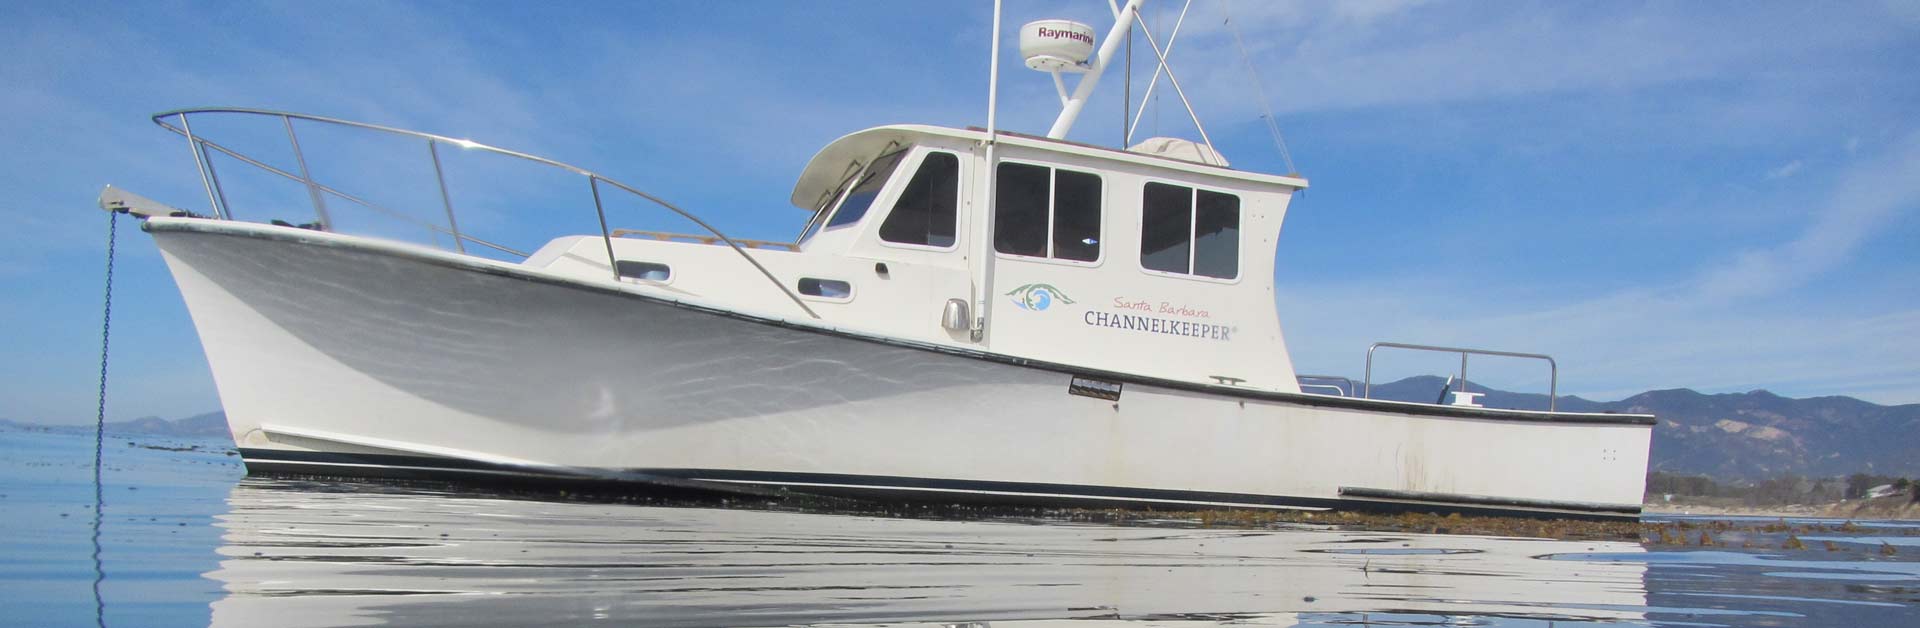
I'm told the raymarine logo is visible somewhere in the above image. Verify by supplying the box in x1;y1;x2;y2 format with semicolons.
1037;26;1094;46
1006;283;1076;311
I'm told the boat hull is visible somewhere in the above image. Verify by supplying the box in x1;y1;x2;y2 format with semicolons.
148;218;1653;518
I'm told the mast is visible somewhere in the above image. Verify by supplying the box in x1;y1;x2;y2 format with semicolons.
1046;0;1146;139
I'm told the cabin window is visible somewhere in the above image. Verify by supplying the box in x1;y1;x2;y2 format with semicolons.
1141;182;1240;279
825;149;908;230
994;163;1102;261
878;152;959;247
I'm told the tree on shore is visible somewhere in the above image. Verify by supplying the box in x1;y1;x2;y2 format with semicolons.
1650;471;1911;505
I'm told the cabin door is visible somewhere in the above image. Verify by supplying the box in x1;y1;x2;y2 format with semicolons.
978;158;1113;362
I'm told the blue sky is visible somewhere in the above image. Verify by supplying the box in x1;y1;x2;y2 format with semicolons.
2;0;1916;424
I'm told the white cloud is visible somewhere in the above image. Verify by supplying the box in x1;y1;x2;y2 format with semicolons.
1327;0;1437;26
1766;160;1804;179
1127;1;1917;132
1281;134;1920;403
1692;133;1920;302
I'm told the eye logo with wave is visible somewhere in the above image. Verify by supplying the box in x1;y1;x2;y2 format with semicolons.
1005;284;1076;311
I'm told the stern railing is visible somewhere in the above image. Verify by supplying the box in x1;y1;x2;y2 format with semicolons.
1363;342;1559;411
150;108;818;319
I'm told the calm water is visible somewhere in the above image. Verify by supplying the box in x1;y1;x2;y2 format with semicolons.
3;426;1916;627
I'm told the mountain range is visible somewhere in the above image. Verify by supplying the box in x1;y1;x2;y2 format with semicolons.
0;411;229;438
10;378;1916;482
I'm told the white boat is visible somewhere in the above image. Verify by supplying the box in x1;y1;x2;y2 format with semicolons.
101;1;1652;519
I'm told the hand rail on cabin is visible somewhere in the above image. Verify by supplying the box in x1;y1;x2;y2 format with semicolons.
1363;342;1558;412
148;108;819;320
611;229;800;252
1299;383;1348;397
1295;374;1356;397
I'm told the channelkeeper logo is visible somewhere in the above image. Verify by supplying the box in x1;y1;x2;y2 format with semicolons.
1085;297;1236;342
1005;283;1075;311
1083;310;1235;341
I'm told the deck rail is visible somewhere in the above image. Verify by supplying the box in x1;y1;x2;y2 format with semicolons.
1363;342;1558;411
149;108;818;319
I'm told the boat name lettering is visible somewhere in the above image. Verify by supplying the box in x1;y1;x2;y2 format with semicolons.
1083;311;1233;341
1111;297;1211;319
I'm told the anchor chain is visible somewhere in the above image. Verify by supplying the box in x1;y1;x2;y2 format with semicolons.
92;209;117;628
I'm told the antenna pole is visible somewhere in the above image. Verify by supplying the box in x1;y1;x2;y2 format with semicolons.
1123;22;1132;146
1046;0;1146;139
972;0;1004;342
986;0;1001;143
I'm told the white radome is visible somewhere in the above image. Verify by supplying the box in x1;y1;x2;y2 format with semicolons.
1020;19;1096;72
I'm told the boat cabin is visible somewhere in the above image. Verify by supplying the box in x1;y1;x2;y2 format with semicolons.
524;124;1310;393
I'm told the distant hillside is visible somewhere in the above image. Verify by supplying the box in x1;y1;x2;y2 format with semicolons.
0;417;56;431
1348;375;1920;481
1;412;231;438
104;411;230;437
107;412;228;437
1616;388;1919;480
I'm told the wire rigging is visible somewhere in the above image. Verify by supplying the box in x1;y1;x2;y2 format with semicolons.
1222;2;1299;174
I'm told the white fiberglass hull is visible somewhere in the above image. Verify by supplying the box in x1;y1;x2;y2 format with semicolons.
150;218;1653;518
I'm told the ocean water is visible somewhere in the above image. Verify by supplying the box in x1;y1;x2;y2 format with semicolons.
2;426;1915;627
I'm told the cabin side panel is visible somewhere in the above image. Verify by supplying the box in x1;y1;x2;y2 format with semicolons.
981;146;1300;392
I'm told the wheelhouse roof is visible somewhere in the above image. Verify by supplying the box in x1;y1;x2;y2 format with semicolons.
789;124;1310;211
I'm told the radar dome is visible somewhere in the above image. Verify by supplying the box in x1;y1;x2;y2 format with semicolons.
1019;20;1095;72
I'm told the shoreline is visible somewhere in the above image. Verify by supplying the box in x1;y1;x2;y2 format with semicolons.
1641;503;1828;518
1644;498;1920;521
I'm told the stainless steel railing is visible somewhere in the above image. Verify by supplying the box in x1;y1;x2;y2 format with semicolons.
149;108;818;319
1363;342;1559;411
1296;374;1356;397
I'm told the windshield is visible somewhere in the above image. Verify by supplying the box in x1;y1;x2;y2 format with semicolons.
795;175;853;243
824;148;907;230
795;146;910;244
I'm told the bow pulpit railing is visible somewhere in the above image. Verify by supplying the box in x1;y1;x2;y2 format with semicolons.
148;108;817;319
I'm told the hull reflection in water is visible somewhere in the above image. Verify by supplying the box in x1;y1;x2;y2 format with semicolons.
207;479;1647;627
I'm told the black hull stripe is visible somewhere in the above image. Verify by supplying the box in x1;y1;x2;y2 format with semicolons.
240;448;1641;520
151;220;1655;428
1338;486;1641;515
